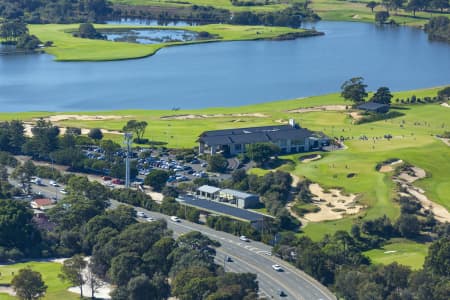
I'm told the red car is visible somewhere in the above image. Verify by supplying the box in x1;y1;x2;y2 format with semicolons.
111;178;124;185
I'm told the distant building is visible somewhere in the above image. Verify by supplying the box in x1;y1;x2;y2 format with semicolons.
196;185;260;209
197;120;328;155
30;198;55;210
357;102;390;113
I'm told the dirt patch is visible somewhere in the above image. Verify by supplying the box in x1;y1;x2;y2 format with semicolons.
287;105;347;114
160;113;267;120
42;114;128;122
300;154;322;163
303;183;363;222
147;191;163;203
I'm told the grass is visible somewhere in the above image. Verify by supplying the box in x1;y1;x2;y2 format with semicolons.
310;0;449;26
0;86;448;242
29;23;315;61
110;0;296;12
0;261;82;300
364;238;430;269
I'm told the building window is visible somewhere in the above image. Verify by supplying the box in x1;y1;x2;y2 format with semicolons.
235;144;242;151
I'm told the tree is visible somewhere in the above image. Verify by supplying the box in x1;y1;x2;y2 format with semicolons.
88;128;103;141
127;274;157;300
23;119;60;160
59;255;87;298
207;154;228;173
85;262;104;299
11;268;47;300
144;169;170;192
431;0;449;12
12;160;36;195
367;1;379;12
123;120;148;142
424;237;450;277
375;10;390;23
0;20;28;42
246;143;280;166
396;214;420;238
437;86;450;100
77;23;104;39
340;77;368;104
406;0;425;16
371;87;393;104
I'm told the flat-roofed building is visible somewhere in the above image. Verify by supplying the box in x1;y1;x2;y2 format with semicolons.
196;185;221;200
219;189;260;209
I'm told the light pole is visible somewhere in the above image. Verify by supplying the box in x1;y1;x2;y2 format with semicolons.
50;154;57;201
124;132;133;188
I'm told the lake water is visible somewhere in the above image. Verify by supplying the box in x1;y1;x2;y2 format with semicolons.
104;29;199;44
0;21;449;112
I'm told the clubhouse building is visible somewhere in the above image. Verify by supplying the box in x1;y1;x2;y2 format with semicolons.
197;119;329;155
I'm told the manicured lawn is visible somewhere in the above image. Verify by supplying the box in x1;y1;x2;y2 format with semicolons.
364;238;430;270
0;261;82;300
310;0;449;26
110;0;294;12
0;86;447;242
29;23;316;61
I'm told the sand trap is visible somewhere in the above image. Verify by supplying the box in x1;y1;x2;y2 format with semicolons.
23;123;122;137
303;183;363;222
394;166;450;223
160;113;267;120
349;112;363;121
0;286;15;296
287;105;347;113
352;14;361;19
42;114;127;122
384;250;397;254
379;159;403;173
437;137;450;146
441;102;449;108
300;154;322;163
398;166;426;183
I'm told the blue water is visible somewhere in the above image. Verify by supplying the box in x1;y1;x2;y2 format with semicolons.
0;21;449;112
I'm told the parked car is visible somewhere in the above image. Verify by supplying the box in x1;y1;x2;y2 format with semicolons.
145;217;155;222
60;189;68;194
170;216;181;222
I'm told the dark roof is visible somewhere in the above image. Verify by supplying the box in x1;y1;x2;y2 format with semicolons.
198;125;315;146
357;102;389;111
177;195;265;222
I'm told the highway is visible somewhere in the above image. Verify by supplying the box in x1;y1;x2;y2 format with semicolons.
18;175;335;300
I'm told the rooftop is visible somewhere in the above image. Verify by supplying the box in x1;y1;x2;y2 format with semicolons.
198;185;221;194
357;102;390;110
198;124;316;146
220;188;257;199
177;195;265;222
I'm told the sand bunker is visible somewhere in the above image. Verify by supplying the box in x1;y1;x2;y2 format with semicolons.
287;105;347;113
300;154;322;163
0;286;15;296
303;183;363;222
349;111;363;121
441;102;449;108
42;114;127;122
23;123;122;137
394;166;450;223
437;137;450;146
160;113;267;120
379;159;403;173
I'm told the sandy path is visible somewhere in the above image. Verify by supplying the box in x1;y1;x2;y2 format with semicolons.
43;115;128;122
287;105;347;113
160;113;267;120
303;183;362;222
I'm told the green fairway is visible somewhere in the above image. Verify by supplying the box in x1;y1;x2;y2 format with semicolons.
310;0;449;26
0;261;81;300
29;23;316;61
0;86;448;242
364;238;430;269
110;0;295;12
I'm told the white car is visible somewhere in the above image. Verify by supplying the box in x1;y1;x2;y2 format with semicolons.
145;217;155;222
59;189;68;194
170;216;181;222
272;264;283;272
136;211;146;218
239;235;250;242
49;180;59;187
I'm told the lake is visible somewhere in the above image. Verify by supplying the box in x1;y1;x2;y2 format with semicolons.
0;21;449;112
103;29;199;44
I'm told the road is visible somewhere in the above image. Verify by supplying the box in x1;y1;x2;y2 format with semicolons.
15;175;335;300
111;200;336;300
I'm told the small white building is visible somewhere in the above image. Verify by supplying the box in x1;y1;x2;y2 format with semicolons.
196;185;221;200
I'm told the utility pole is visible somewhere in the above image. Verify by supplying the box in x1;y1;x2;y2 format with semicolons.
124;132;133;188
